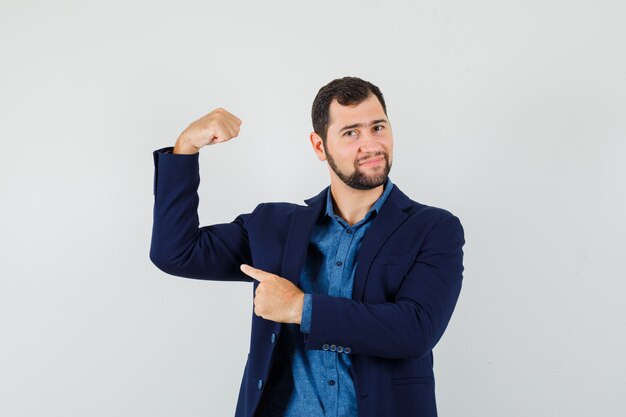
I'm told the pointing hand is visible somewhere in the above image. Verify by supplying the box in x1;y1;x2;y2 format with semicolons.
240;264;305;324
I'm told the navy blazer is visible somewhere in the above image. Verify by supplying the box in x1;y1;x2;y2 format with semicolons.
149;147;465;417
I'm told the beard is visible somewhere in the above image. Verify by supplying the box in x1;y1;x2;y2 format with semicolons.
324;145;392;190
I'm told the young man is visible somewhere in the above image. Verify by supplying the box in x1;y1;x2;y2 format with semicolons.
150;76;465;417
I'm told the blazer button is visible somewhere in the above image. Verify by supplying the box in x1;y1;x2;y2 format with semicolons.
330;344;337;351
344;347;351;354
337;345;344;353
322;344;330;350
271;333;277;344
257;379;263;390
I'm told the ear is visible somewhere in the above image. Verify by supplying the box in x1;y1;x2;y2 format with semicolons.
309;131;327;161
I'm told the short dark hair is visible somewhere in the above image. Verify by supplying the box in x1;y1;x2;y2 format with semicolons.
311;76;388;143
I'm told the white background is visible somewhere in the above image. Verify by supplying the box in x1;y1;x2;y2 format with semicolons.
1;1;624;416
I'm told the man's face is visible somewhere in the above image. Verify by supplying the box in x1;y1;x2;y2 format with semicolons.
321;94;393;190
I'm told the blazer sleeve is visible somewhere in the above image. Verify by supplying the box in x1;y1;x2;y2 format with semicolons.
149;146;263;282
303;214;465;359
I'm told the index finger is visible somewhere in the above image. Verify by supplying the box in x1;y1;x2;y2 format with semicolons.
240;264;268;282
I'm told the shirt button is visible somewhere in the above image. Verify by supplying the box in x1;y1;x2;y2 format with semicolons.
335;261;342;266
328;380;336;386
322;344;330;350
346;229;352;234
330;344;337;351
257;379;263;390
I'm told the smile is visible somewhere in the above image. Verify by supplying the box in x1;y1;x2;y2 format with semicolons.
360;156;384;166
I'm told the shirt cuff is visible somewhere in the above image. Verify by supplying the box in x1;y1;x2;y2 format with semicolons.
300;293;312;334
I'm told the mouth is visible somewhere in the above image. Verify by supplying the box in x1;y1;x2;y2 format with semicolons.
360;156;384;166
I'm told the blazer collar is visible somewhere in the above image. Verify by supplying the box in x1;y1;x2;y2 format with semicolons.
281;179;414;301
303;186;328;207
304;178;413;213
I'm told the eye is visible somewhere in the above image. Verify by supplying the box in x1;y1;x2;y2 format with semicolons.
374;125;384;131
344;130;356;137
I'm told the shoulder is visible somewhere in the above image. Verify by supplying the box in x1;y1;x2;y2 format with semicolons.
387;185;464;246
409;201;459;223
390;184;461;226
248;201;304;222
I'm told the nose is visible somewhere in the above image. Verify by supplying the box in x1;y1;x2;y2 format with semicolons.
359;133;386;157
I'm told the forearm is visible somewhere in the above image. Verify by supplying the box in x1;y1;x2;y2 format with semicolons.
149;148;206;276
303;294;458;359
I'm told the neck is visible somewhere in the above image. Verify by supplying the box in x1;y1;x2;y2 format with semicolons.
329;175;385;226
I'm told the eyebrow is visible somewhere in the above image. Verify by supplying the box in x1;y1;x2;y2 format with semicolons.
338;119;388;133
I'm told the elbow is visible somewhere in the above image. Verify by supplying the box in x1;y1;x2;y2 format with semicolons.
402;304;442;360
407;338;436;360
401;331;436;360
149;246;176;276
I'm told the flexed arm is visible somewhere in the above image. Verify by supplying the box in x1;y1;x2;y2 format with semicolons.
149;108;263;282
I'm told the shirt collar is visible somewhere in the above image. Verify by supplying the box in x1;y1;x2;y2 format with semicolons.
324;177;395;220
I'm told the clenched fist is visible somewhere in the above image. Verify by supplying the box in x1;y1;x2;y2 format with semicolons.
173;107;243;154
240;264;305;324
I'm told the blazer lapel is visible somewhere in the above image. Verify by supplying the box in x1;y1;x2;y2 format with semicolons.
280;186;328;284
352;185;413;301
280;183;414;302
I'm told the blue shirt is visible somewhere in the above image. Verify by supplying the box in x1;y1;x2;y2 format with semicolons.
258;177;395;417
